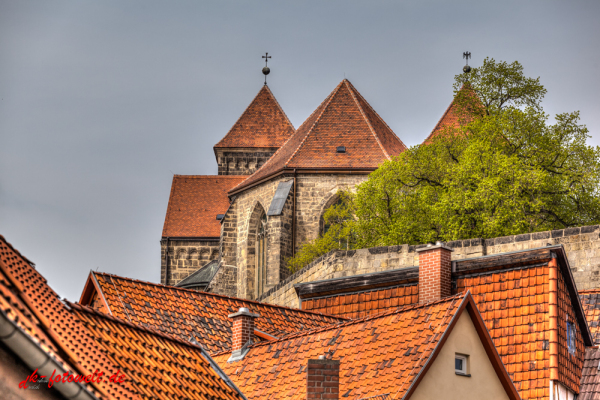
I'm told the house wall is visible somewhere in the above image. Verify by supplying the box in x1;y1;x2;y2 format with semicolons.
160;239;220;285
259;225;600;308
215;148;277;175
410;311;510;400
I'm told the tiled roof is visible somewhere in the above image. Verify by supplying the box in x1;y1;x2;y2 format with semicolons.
230;79;407;194
423;84;482;144
580;347;600;400
70;303;245;400
580;289;600;345
213;293;519;400
214;85;295;149
0;235;138;399
299;246;590;400
302;284;418;319
80;271;346;354
162;175;246;238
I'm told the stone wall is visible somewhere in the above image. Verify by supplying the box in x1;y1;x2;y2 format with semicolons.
160;239;220;285
206;264;238;297
258;225;600;308
228;172;370;300
215;148;277;175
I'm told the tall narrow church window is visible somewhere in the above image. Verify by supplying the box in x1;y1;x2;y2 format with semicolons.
256;212;267;297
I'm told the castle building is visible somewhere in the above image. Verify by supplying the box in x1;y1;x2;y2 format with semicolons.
161;79;411;299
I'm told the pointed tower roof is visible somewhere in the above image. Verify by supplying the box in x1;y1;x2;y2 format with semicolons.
424;84;483;143
214;85;295;149
230;79;407;194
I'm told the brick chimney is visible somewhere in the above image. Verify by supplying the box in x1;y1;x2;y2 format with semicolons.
416;242;453;304
307;356;340;400
228;307;259;362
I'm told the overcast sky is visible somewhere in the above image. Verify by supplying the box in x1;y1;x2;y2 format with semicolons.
1;1;599;302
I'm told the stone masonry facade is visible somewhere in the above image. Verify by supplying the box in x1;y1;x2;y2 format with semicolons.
258;225;600;308
214;173;369;300
160;239;220;286
215;148;278;175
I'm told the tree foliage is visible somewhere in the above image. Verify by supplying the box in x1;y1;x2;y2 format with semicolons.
352;58;600;246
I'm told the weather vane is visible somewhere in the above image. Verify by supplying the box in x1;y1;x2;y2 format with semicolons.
463;51;471;73
262;52;271;85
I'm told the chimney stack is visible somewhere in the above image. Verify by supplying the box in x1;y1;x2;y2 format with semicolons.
416;242;453;304
306;355;339;400
228;307;259;362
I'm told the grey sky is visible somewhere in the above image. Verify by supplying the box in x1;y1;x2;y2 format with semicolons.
1;1;599;302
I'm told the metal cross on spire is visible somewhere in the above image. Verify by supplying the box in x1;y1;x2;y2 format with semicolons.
262;52;271;85
463;51;472;73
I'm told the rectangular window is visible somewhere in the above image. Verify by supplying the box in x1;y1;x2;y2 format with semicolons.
455;354;469;376
567;318;576;355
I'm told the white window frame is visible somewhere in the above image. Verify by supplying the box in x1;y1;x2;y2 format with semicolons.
455;354;469;376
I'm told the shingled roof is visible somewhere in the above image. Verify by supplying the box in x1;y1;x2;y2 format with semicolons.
70;303;245;400
212;292;520;400
214;85;295;149
162;175;246;238
79;271;346;354
230;79;407;194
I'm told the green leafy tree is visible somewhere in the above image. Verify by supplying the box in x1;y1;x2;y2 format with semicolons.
351;58;600;246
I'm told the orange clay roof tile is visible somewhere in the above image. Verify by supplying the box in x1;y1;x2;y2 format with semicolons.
83;272;346;354
213;293;480;400
230;79;407;193
580;346;600;400
0;235;138;399
580;289;600;345
214;85;295;149
70;303;245;400
162;175;246;238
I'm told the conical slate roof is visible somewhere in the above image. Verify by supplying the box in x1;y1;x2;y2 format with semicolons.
214;85;295;149
230;79;406;193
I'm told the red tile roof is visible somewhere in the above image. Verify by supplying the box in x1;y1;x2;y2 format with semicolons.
162;175;246;238
580;347;600;400
299;246;590;400
213;293;519;400
79;271;346;354
70;303;245;400
423;84;482;144
580;289;600;345
230;79;407;194
214;85;295;149
302;284;418;319
0;235;138;399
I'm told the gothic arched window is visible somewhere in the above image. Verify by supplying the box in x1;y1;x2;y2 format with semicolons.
256;212;267;297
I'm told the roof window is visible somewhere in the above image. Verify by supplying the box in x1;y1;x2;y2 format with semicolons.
336;146;346;153
567;318;576;355
216;214;225;221
455;354;470;376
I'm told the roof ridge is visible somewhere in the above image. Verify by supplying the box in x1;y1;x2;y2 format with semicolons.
345;79;407;153
263;85;295;134
214;293;466;356
92;271;348;321
345;79;390;159
282;80;345;168
228;81;343;193
214;85;294;149
70;301;210;352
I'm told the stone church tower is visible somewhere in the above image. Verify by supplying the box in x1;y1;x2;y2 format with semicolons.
161;79;407;300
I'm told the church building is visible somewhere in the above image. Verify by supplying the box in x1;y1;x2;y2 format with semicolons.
161;78;419;299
